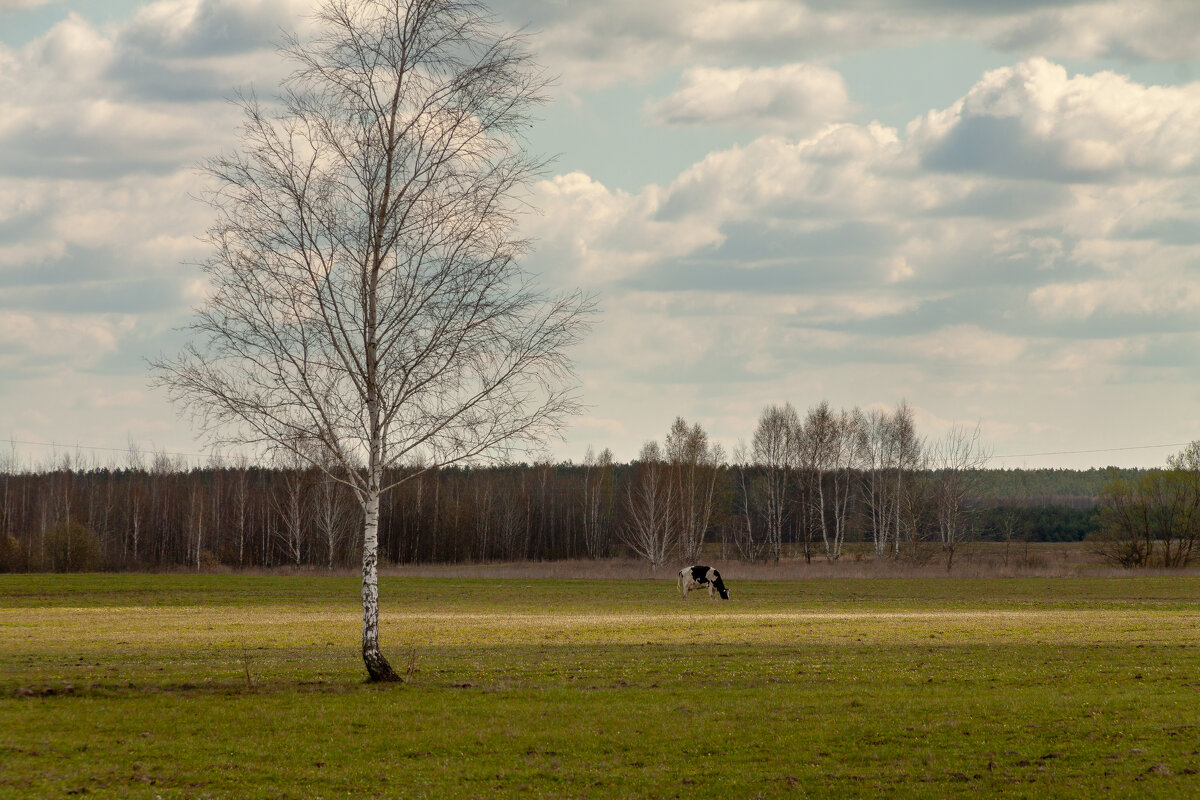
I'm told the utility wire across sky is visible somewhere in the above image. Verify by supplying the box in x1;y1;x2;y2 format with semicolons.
1;438;212;461
986;443;1192;460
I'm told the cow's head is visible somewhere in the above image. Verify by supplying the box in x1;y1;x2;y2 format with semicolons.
711;571;730;600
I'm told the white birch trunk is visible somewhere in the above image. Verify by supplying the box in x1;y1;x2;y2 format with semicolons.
360;480;398;681
817;473;833;560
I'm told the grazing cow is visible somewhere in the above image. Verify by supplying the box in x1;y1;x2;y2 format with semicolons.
677;565;730;600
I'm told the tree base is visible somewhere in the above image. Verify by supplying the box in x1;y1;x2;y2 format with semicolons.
363;648;402;682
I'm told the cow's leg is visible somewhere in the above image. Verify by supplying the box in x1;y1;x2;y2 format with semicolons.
679;577;688;600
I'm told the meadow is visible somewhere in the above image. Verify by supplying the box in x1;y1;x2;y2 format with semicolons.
2;571;1199;799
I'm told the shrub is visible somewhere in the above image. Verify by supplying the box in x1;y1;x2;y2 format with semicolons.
0;534;24;572
1095;468;1200;568
43;522;102;572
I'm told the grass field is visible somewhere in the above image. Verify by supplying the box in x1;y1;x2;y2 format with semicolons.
3;572;1200;798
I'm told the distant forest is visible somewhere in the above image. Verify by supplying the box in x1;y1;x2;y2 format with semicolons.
0;461;1141;573
969;468;1141;504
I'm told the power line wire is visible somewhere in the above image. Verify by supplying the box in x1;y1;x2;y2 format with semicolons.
988;442;1189;460
1;438;212;460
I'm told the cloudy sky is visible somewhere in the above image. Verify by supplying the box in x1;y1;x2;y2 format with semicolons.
4;0;1200;469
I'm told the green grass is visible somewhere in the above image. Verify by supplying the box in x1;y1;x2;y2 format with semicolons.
2;574;1199;798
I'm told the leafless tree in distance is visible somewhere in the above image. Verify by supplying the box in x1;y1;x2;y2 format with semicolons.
753;403;799;562
153;0;593;681
856;408;896;557
664;417;724;564
622;441;675;570
580;445;615;559
929;423;989;570
889;401;924;557
731;442;766;562
804;402;859;562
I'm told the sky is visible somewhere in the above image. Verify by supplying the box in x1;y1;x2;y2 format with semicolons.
4;0;1200;470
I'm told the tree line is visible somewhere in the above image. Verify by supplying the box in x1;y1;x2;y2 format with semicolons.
0;401;1002;573
3;407;1191;574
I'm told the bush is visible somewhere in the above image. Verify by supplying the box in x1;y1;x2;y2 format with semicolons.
1095;468;1200;568
43;522;102;572
0;534;24;572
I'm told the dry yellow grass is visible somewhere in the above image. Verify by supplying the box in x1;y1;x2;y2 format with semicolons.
373;542;1200;580
5;601;1196;654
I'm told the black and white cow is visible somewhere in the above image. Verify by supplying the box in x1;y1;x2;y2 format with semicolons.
677;565;730;600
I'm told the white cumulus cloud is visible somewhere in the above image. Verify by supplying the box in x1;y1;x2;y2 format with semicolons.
910;58;1200;181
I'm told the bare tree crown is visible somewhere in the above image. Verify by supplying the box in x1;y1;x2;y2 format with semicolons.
155;0;592;499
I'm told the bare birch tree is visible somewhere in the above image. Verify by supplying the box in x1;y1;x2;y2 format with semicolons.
930;423;989;570
310;455;356;570
890;401;923;556
580;445;615;559
753;404;798;562
665;417;724;564
125;444;146;566
270;450;308;567
188;479;207;571
791;414;819;563
622;441;675;570
806;400;864;563
827;408;863;562
153;0;592;680
229;455;251;566
804;402;846;561
857;408;896;557
730;442;767;561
